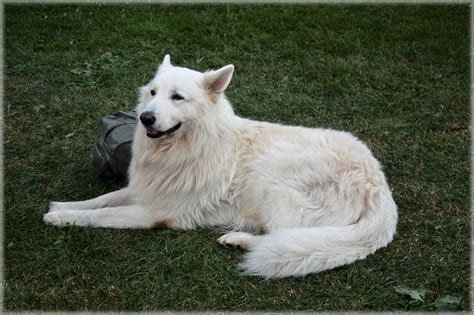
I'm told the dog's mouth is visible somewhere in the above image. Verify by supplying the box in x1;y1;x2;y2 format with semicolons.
146;123;182;139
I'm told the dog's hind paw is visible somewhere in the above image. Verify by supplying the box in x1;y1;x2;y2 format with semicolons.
217;232;255;250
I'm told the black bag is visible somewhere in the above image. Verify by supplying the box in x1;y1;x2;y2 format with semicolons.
92;111;137;184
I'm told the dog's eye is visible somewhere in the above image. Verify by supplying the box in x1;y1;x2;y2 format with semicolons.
171;93;184;101
150;89;156;96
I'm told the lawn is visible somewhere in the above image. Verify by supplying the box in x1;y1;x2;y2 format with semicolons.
4;4;470;312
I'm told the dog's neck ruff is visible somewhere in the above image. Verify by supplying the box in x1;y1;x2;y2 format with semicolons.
146;123;182;139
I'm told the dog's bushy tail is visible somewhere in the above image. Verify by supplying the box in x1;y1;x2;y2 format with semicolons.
240;187;398;278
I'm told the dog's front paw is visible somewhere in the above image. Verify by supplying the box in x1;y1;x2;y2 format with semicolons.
43;211;68;227
43;210;87;227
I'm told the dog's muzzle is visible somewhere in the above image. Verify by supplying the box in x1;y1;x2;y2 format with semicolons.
139;111;182;139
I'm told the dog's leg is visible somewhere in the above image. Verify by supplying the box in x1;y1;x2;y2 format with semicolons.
43;204;154;229
49;188;132;212
217;232;258;250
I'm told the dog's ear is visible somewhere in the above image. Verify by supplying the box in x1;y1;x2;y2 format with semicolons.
157;54;172;72
204;64;234;95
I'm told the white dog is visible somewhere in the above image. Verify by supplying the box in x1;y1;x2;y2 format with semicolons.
44;55;398;278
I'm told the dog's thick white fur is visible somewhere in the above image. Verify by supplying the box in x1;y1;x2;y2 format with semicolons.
44;55;398;278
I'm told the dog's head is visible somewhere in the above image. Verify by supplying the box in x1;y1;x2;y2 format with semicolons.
136;55;234;139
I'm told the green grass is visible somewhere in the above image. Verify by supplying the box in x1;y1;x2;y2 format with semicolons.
4;4;470;311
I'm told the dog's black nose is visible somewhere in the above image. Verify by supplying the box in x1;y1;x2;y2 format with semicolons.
140;112;156;127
